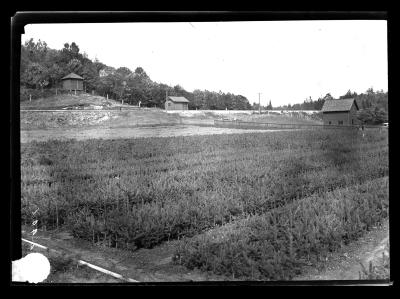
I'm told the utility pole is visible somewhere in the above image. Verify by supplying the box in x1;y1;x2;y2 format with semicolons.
258;93;261;114
165;90;168;110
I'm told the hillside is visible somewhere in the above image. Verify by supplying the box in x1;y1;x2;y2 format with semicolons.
21;39;252;110
20;93;125;110
20;109;185;130
20;93;186;130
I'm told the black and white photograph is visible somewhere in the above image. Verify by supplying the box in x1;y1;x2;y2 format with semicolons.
11;12;390;285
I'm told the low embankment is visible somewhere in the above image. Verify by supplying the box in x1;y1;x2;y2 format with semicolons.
169;110;323;125
20;109;183;130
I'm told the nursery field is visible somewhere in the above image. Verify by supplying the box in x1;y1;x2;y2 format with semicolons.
20;129;389;280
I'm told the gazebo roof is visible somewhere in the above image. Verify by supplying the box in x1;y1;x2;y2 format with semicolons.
61;73;84;80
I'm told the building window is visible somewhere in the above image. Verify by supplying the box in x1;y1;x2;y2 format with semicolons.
168;102;171;106
338;121;343;125
352;119;354;125
328;121;331;125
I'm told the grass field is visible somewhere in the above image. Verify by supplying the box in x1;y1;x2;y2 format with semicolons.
20;119;388;280
234;112;322;125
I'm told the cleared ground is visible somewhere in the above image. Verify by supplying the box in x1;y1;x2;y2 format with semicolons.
20;99;322;143
20;109;183;130
20;125;296;143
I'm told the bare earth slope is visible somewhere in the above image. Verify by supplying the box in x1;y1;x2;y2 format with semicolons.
20;93;124;110
20;109;184;130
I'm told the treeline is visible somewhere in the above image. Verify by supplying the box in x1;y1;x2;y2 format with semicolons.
340;89;388;125
275;89;388;112
274;89;388;125
20;39;251;109
266;97;325;111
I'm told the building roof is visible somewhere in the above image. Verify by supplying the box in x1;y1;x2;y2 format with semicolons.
167;96;189;103
61;73;84;80
321;98;358;112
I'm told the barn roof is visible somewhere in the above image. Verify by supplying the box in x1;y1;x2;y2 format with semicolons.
321;98;358;112
167;96;189;103
61;73;84;80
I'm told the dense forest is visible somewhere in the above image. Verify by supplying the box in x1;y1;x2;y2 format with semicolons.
20;39;252;110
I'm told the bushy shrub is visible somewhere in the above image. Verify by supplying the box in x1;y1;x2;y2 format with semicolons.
20;87;58;102
174;178;389;280
21;130;388;250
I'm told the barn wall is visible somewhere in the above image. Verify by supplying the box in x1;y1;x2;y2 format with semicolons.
165;101;188;110
165;100;172;110
323;112;348;125
62;79;83;91
349;104;359;125
323;103;359;126
323;110;358;125
174;103;188;110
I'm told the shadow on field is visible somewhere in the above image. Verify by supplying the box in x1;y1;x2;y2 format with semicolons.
38;140;76;232
321;129;361;171
271;129;363;208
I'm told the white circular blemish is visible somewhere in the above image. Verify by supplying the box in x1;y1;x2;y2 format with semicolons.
12;253;51;283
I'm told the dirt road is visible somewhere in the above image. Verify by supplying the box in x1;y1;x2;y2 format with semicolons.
20;125;292;143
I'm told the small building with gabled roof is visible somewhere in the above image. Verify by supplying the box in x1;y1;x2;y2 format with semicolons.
165;96;189;110
321;98;359;126
61;73;84;91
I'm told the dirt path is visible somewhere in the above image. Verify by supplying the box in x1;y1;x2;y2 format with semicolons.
21;219;389;283
21;227;228;282
294;219;389;281
20;125;293;143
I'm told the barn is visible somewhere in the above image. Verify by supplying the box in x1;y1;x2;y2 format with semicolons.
165;96;189;110
321;98;359;126
61;73;84;91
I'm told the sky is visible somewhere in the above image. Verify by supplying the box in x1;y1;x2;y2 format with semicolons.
22;21;388;107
